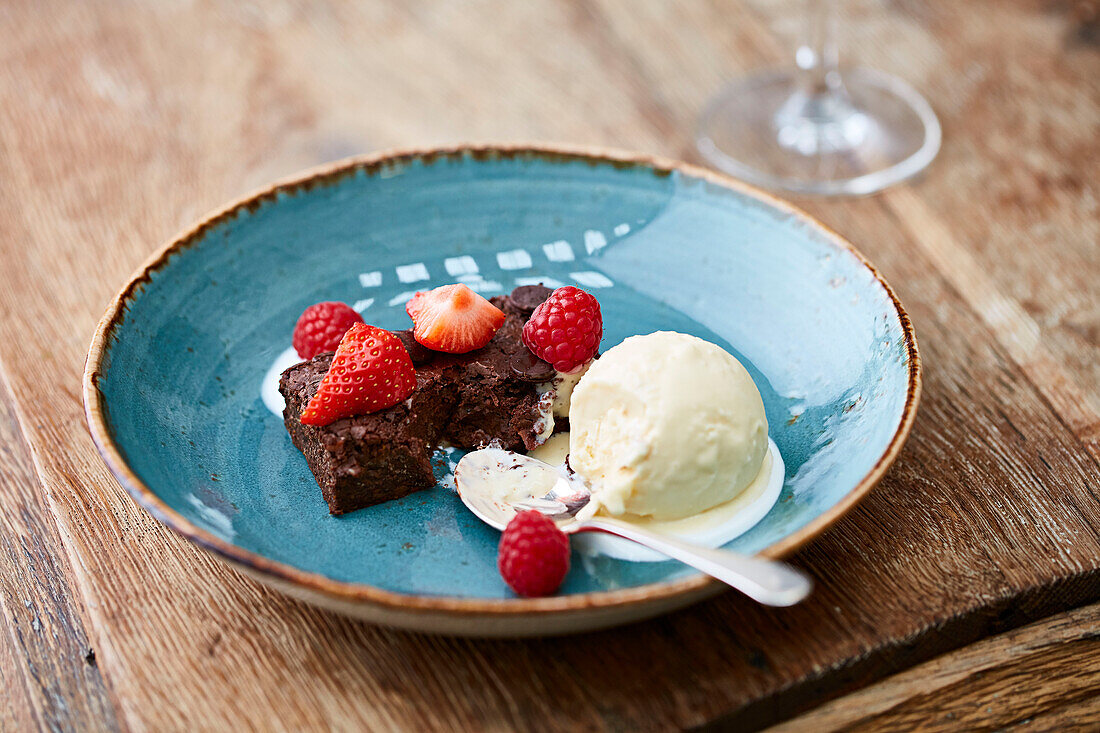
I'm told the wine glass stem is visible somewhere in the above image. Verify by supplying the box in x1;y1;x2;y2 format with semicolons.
774;0;865;155
796;0;842;95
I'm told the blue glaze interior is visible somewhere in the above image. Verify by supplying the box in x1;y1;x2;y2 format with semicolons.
98;152;912;598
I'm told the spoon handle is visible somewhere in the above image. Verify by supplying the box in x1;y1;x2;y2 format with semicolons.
576;518;812;607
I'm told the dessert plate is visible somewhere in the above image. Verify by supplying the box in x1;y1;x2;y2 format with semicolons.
84;144;920;636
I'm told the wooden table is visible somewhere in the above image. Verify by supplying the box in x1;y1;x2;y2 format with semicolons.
2;0;1098;730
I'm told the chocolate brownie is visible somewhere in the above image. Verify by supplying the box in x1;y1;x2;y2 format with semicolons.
280;286;557;515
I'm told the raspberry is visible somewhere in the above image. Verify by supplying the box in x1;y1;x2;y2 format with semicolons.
521;286;602;372
497;510;571;597
292;302;364;360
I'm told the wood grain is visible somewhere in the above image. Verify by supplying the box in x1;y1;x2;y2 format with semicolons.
0;0;1097;729
771;601;1100;732
0;622;37;733
0;372;120;731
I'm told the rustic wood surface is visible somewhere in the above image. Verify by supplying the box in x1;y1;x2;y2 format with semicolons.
0;0;1098;730
0;374;120;732
773;600;1100;732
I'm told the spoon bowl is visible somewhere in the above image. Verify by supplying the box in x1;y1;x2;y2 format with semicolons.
453;447;579;531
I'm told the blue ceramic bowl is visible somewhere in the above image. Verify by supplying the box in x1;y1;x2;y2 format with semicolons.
84;145;919;636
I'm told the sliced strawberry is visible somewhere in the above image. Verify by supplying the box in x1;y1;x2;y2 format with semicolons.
299;324;417;426
405;290;428;321
405;284;505;354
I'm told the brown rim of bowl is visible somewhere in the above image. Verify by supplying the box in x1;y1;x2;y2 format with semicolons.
83;142;921;617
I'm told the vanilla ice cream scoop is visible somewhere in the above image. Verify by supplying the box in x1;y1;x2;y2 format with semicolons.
568;331;768;520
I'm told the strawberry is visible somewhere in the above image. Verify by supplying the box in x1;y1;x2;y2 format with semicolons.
405;284;505;354
299;324;417;426
292;301;364;360
521;286;602;372
498;510;571;597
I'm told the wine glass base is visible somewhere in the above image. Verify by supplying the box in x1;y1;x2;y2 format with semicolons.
696;67;941;196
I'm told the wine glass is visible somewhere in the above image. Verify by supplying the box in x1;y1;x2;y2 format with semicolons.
695;0;941;196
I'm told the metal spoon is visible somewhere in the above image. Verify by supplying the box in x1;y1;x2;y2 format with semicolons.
454;449;812;607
